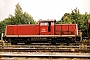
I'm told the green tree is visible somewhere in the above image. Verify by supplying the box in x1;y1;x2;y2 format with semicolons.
63;16;72;24
58;8;90;37
13;3;36;24
59;13;72;24
0;3;37;38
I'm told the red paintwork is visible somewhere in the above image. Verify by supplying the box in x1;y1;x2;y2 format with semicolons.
6;25;39;35
40;26;48;35
6;26;14;35
55;24;77;35
6;20;78;36
40;26;54;35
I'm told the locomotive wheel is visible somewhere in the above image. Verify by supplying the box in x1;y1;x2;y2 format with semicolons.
7;38;11;43
11;42;14;45
25;38;31;45
25;42;31;45
11;41;17;45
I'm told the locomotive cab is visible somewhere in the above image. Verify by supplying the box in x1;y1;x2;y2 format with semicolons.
38;19;56;35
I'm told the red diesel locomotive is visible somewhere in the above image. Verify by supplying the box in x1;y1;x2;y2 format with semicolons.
3;19;81;45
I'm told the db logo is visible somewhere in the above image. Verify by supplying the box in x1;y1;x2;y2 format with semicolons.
41;29;46;32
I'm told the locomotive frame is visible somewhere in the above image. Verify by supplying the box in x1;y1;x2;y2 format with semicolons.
3;19;82;45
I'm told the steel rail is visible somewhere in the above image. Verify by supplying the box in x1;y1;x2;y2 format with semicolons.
0;47;90;52
0;53;90;58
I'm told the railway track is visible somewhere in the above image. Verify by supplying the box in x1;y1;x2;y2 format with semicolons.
0;41;90;52
0;43;90;59
0;52;90;58
2;44;89;48
0;48;90;52
0;44;90;52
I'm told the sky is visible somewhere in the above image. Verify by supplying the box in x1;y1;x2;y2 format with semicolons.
0;0;90;21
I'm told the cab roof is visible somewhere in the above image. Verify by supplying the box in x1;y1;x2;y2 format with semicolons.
38;19;56;22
